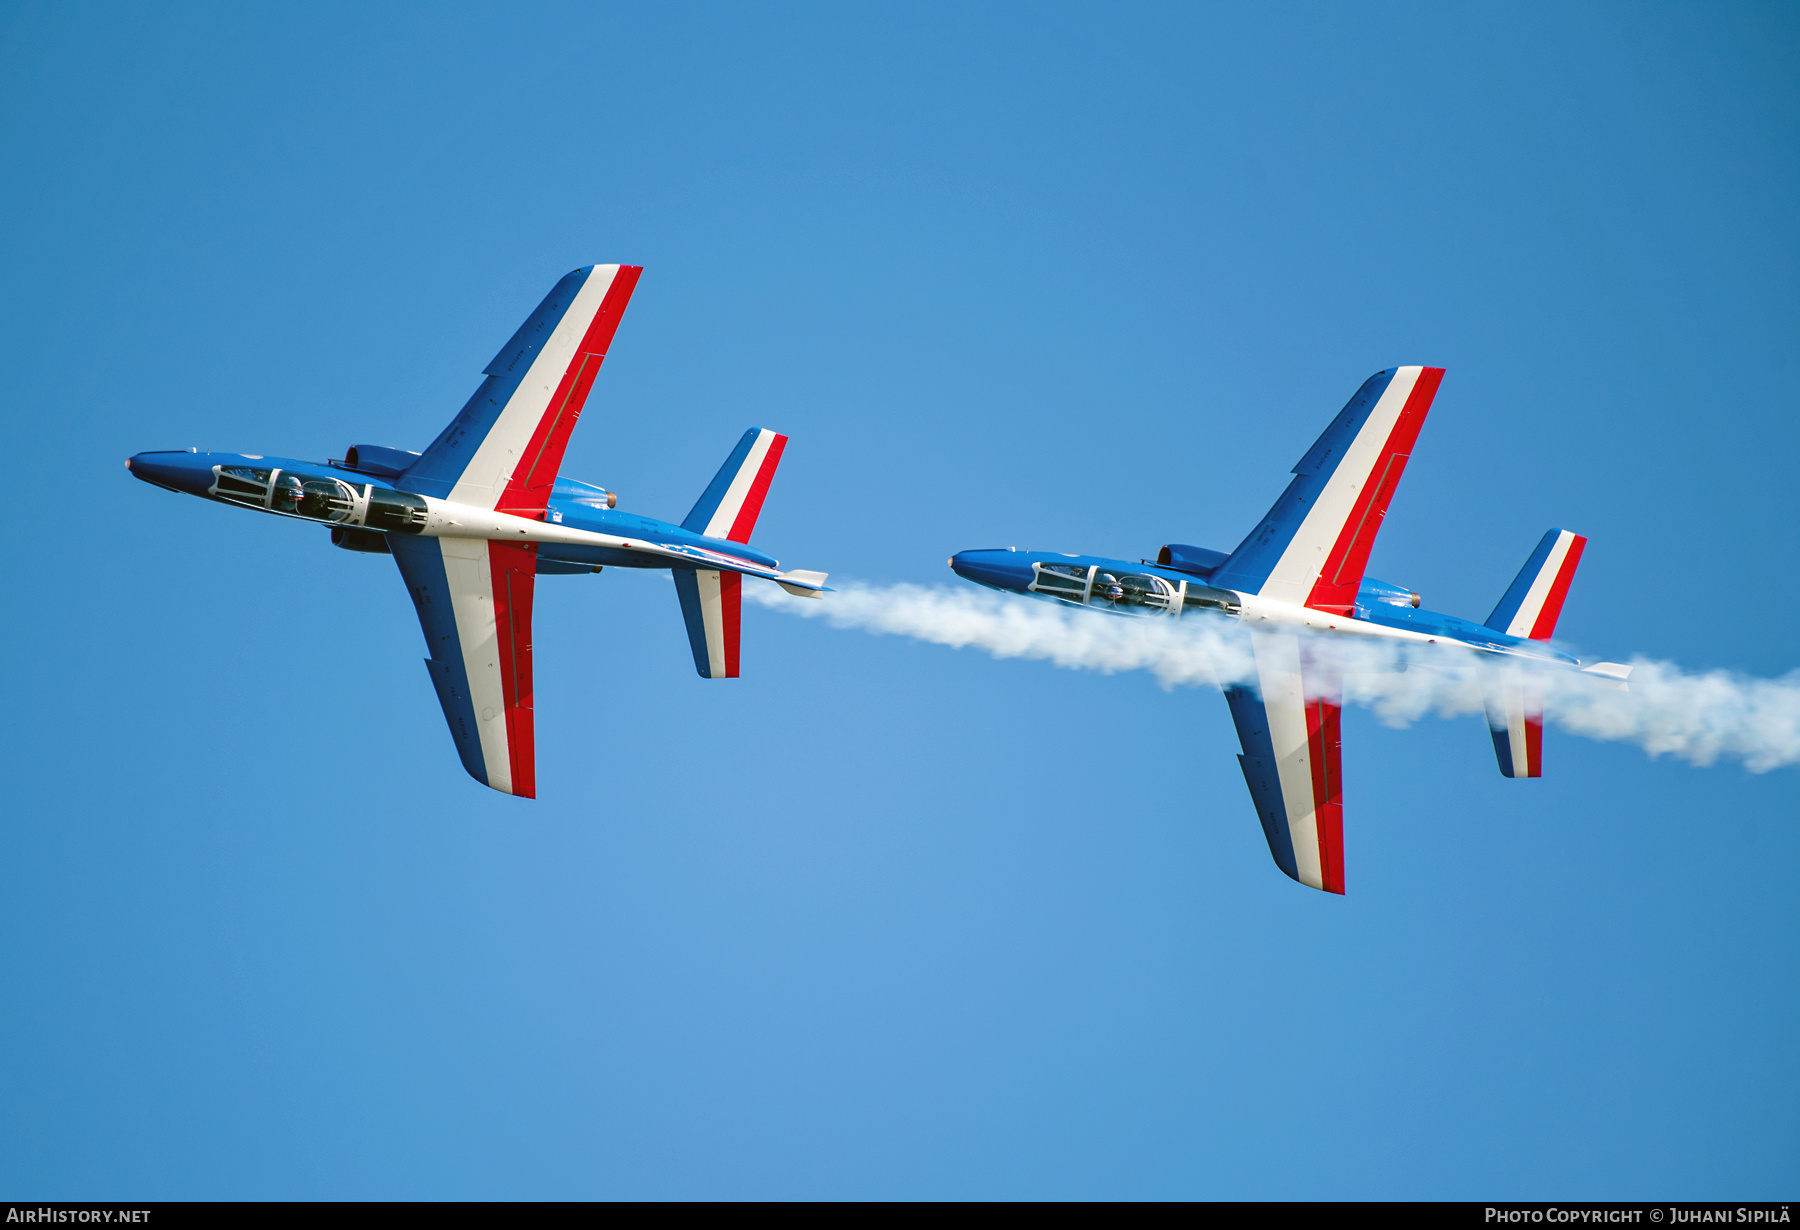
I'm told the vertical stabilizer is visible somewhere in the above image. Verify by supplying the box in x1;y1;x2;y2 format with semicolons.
1485;528;1586;640
682;428;788;543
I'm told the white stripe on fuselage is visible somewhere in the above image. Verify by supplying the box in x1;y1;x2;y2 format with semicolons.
1500;530;1576;638
437;537;513;795
415;495;782;578
1258;367;1422;605
1231;593;1569;663
701;430;776;539
446;265;622;511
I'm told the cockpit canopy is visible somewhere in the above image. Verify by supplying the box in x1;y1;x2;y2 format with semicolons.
209;465;427;532
213;466;355;520
1029;561;1239;616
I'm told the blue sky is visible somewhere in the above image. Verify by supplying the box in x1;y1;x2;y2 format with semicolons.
2;1;1796;1199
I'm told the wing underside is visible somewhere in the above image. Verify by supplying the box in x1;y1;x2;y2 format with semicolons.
391;535;538;797
1226;630;1345;893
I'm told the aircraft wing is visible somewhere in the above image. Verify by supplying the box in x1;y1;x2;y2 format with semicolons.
1212;367;1443;615
403;265;642;516
1225;630;1345;893
391;535;538;798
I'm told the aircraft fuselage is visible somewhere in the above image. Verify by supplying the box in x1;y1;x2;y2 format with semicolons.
948;547;1582;667
127;449;782;575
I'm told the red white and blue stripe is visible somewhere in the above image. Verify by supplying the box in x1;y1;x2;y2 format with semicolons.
1485;528;1586;641
671;428;789;678
1481;528;1587;778
387;265;642;797
1228;633;1346;894
681;428;788;543
1213;366;1444;613
673;570;743;679
1215;367;1443;892
405;265;642;513
392;534;539;797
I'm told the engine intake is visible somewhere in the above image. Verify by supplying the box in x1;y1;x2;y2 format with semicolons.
339;445;422;478
1156;543;1230;578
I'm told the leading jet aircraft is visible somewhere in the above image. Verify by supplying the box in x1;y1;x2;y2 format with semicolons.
949;367;1629;894
128;265;828;798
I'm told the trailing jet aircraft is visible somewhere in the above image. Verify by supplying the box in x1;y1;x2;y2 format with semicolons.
128;265;827;798
949;367;1628;894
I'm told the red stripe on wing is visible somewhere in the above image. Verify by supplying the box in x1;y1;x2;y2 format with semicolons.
1305;697;1345;895
1527;534;1586;641
1305;367;1444;617
489;541;538;799
498;265;643;520
720;571;742;678
725;433;787;544
1302;645;1346;895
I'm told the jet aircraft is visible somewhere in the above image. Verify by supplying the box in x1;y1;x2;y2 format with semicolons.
128;265;828;798
949;367;1628;894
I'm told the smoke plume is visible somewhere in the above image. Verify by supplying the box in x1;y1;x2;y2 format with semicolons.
747;581;1800;772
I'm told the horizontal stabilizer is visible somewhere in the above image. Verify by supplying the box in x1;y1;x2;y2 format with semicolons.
1483;662;1542;779
776;569;829;598
674;569;741;678
1581;661;1632;691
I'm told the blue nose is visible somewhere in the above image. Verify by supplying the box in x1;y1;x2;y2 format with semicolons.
949;548;1030;592
127;451;216;496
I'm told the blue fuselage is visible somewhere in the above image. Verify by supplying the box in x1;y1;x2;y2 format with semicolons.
126;449;781;573
948;546;1578;664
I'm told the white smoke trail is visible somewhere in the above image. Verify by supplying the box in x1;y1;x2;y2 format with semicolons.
747;581;1800;773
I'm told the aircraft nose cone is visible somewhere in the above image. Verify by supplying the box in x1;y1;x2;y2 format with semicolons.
949;548;1030;592
127;450;215;496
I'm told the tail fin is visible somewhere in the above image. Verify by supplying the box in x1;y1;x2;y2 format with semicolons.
670;429;791;677
682;428;788;542
1481;529;1587;778
673;570;740;678
1485;528;1586;640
